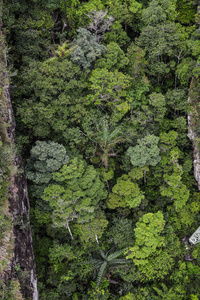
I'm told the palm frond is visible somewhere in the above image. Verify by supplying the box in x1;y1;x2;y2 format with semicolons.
82;259;102;266
102;121;108;144
97;261;107;287
107;247;128;261
107;126;121;142
99;248;107;260
109;259;129;264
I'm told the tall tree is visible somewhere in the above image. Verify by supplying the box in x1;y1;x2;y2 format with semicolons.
42;157;107;239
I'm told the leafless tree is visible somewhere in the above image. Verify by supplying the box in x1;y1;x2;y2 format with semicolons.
87;10;114;42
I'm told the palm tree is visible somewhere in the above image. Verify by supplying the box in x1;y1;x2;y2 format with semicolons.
85;247;129;287
92;120;127;169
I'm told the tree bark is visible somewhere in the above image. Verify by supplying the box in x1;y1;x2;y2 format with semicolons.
66;221;74;240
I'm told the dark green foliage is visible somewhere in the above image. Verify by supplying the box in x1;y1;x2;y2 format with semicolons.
26;141;70;184
4;0;200;298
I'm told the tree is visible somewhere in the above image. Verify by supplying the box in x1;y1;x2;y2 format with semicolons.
107;218;134;249
42;157;107;239
127;135;161;168
107;168;145;209
88;68;131;120
96;42;129;71
17;57;88;139
76;210;109;245
148;92;166;122
85;247;129;287
126;211;180;281
87;10;114;42
86;120;127;169
26;140;69;185
70;28;106;69
160;149;190;211
107;0;142;32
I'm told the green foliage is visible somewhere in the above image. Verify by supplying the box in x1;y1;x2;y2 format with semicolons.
148;92;166;122
160;149;190;210
49;241;76;273
4;0;200;298
26;141;69;184
85;119;127;168
107;167;145;209
176;57;196;86
76;210;109;245
107;218;134;248
127;135;161;167
85;246;129;287
88;68;131;118
126;211;179;281
17;57;87;139
107;0;142;30
96;42;128;70
42;157;107;238
70;28;106;69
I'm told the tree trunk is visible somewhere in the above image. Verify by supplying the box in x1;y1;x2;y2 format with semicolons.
66;221;74;240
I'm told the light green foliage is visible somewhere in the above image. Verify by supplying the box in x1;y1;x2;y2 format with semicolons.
176;57;196;86
160;149;189;210
153;283;185;299
112;175;144;208
70;28;106;69
48;241;76;273
108;0;142;29
126;211;178;280
76;210;108;244
127;212;166;260
159;130;178;152
127;135;161;167
87;282;110;300
26;141;69;184
96;42;129;70
107;167;145;209
148;92;166;122
88;68;131;115
42;157;107;238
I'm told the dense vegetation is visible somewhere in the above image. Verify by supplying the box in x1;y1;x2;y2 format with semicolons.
2;0;200;298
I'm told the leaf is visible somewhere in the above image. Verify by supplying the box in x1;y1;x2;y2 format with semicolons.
107;247;128;261
99;248;107;260
109;259;129;264
96;261;107;287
